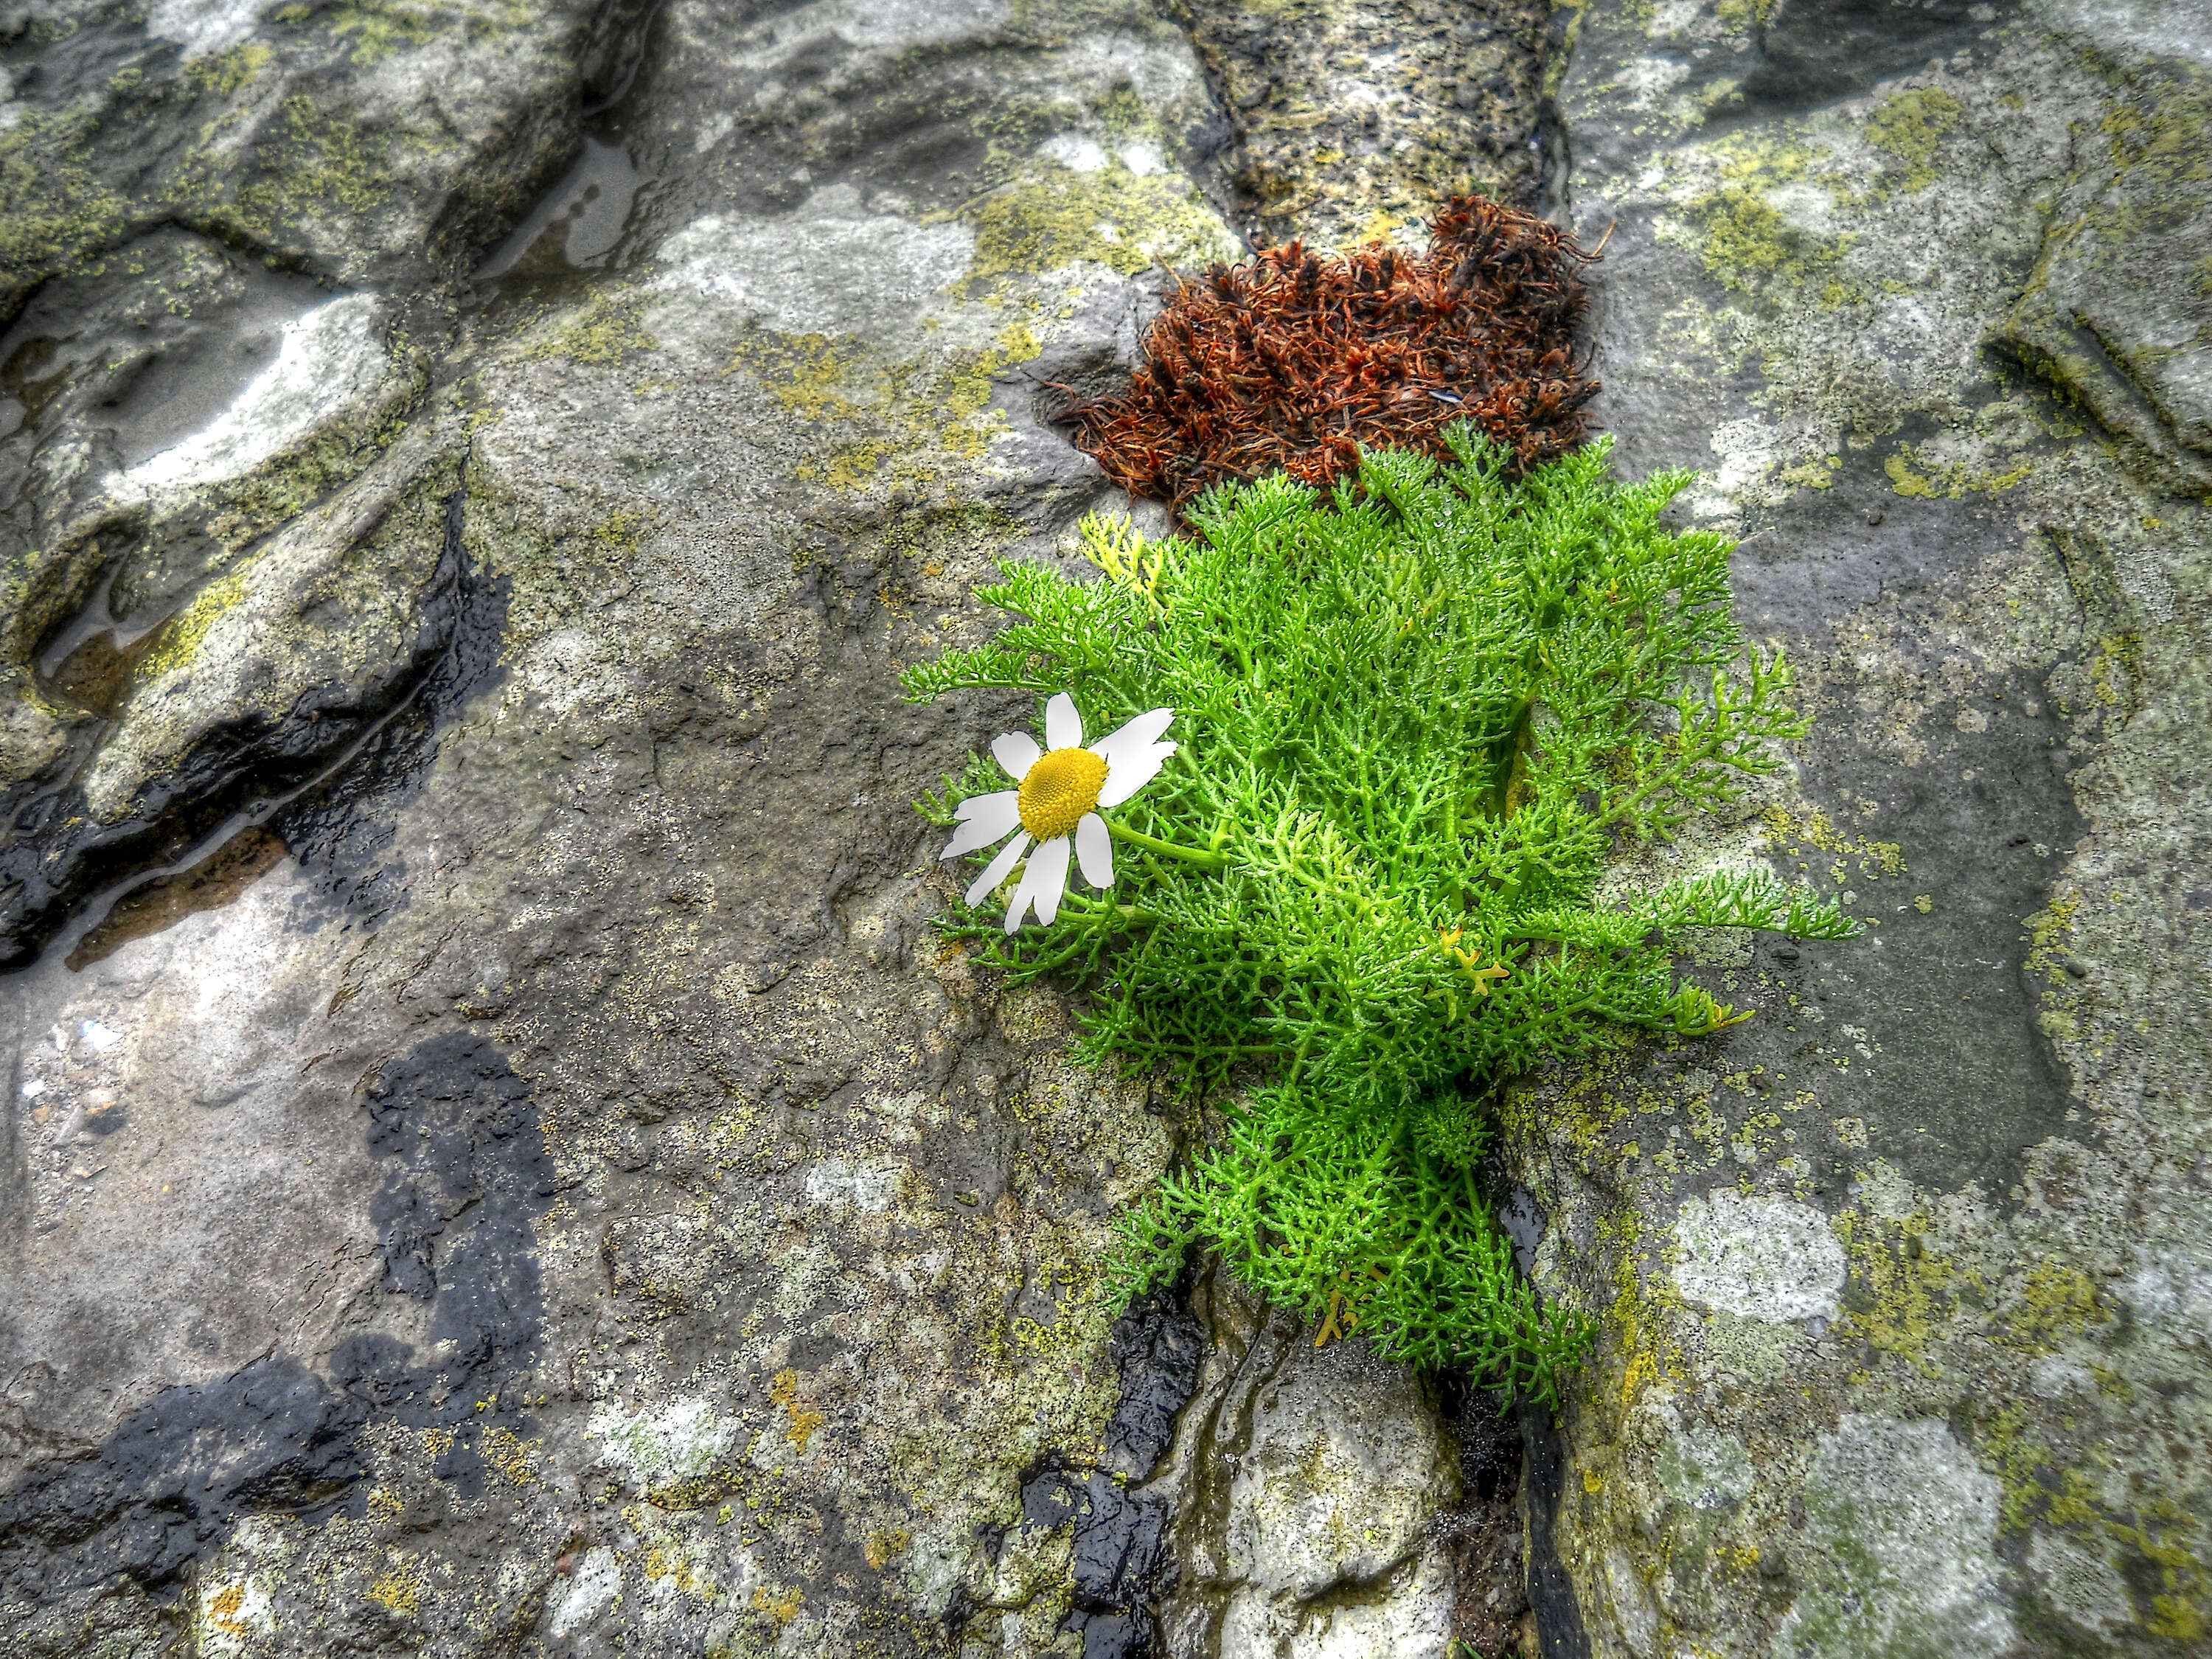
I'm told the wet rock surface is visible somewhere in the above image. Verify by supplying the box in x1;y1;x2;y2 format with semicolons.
1;1;2207;1657
1499;0;2212;1654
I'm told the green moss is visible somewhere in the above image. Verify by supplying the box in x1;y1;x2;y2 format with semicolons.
0;105;132;285
963;161;1234;282
185;43;274;100
533;292;661;367
1864;88;1964;193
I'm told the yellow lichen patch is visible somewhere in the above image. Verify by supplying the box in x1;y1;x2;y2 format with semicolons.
1980;1402;2058;1532
1664;133;1853;299
2087;631;2142;713
730;330;880;420
1883;445;2034;498
1777;454;1840;490
632;1517;719;1601
1759;804;1905;883
535;291;660;368
941;320;1042;422
136;570;251;684
0;104;134;278
2021;892;2081;980
229;94;396;228
366;1485;404;1520
2006;1260;2104;1353
206;1583;251;1635
480;1426;539;1486
1863;88;1965;192
1834;1206;1952;1375
2150;1595;2208;1642
1713;0;1775;30
366;1557;425;1616
751;1584;803;1630
769;1368;825;1453
864;1527;912;1571
186;43;273;99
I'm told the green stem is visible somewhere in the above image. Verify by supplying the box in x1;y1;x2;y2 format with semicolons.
1107;818;1231;870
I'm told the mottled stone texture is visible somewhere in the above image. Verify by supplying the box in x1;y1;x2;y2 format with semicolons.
0;1;1467;1656
1166;0;1559;247
2;0;2208;1656
1503;0;2212;1654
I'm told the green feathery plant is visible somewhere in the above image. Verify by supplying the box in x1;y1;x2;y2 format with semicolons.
905;429;1857;1403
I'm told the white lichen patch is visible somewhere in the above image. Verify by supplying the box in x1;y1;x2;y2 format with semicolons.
147;0;265;61
802;1155;902;1213
1223;1343;1453;1605
655;189;975;337
588;1395;734;1486
1778;1414;2011;1659
2026;1528;2135;1638
547;1545;622;1638
1038;133;1109;173
1672;1189;1846;1323
2121;1242;2212;1352
1655;1422;1756;1511
117;293;388;496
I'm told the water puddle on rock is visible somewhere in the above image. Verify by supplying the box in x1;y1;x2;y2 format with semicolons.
476;136;658;282
63;827;288;971
0;238;335;468
33;563;173;717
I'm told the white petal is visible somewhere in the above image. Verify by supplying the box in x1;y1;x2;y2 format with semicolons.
1090;707;1174;766
992;730;1041;779
1075;814;1114;889
956;787;1019;821
940;793;1022;858
1006;838;1050;932
1097;740;1176;808
1045;692;1083;751
1023;836;1072;927
966;832;1029;907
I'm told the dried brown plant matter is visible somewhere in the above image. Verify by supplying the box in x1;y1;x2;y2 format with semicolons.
1059;195;1600;516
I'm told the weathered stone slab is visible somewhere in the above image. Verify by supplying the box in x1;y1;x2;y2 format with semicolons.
1505;0;2212;1652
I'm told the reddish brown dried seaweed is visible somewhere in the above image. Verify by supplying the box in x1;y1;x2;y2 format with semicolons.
1057;195;1601;517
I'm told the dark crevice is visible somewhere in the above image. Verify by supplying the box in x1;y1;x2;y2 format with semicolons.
0;462;502;975
1516;1397;1590;1659
987;1284;1204;1659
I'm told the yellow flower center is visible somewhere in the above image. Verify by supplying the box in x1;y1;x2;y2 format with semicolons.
1018;746;1108;843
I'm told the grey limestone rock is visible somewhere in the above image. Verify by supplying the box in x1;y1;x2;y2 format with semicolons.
2;0;2209;1655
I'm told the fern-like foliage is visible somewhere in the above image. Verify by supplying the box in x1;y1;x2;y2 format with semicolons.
905;430;1857;1403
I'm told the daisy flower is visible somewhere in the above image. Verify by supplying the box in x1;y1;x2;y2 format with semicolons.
939;693;1176;931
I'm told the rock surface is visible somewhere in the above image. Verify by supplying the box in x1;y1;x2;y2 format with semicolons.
1500;0;2212;1653
1;1;2208;1658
